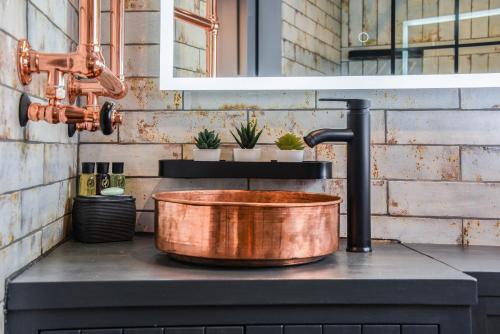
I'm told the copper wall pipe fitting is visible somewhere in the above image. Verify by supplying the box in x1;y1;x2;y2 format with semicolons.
17;0;127;135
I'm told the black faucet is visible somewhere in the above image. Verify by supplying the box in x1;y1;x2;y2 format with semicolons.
304;98;372;253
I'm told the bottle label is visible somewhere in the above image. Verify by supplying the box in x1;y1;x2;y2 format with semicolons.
101;177;110;189
87;178;95;189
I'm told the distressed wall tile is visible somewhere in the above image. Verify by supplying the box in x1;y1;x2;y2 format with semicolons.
184;91;316;110
461;88;500;109
43;144;78;183
0;193;21;248
0;232;42;301
42;216;70;253
27;3;73;53
29;0;79;42
102;78;181;110
252;109;385;144
372;145;459;180
317;89;459;109
387;110;500;145
124;45;160;77
0;86;24;140
21;180;74;238
0;31;24;91
26;121;78;144
462;147;500;182
317;144;459;180
372;216;462;244
0;142;44;194
79;129;119;143
79;144;182;176
0;0;27;39
119;111;246;143
127;178;247;211
463;219;500;246
102;11;160;44
389;181;500;218
248;179;387;214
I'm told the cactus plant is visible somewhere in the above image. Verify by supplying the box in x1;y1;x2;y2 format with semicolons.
194;129;221;149
231;120;263;149
275;133;305;150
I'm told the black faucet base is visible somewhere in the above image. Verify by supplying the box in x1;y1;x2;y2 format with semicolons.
347;246;373;253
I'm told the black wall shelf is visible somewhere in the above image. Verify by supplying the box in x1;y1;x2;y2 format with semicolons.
158;160;332;179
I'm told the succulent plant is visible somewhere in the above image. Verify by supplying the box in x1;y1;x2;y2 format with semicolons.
231;120;263;149
194;129;221;149
275;133;305;150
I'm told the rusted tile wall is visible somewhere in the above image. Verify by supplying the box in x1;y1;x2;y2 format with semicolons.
0;1;79;332
78;1;500;249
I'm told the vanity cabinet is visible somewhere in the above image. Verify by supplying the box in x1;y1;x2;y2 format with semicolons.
7;236;476;334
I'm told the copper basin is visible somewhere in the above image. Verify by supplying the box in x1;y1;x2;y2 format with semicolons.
153;190;342;267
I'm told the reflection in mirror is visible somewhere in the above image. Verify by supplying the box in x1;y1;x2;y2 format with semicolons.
172;0;500;78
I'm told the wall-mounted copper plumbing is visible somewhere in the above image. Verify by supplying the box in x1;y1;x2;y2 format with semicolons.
17;0;127;136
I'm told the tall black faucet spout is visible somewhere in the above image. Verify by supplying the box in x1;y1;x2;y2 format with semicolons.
304;98;372;253
304;129;354;148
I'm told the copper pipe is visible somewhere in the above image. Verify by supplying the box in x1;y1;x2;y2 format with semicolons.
110;0;125;80
174;0;218;77
18;0;127;134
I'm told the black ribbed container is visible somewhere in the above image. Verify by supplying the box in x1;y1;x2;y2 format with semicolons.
72;196;136;243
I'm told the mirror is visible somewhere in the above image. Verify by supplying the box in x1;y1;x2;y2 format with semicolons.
171;0;500;78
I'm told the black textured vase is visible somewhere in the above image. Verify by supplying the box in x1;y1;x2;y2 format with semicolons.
72;196;136;243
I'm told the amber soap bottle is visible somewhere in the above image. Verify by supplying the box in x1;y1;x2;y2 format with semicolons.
79;162;96;196
96;162;111;195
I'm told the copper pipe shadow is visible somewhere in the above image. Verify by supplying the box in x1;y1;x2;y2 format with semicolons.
154;190;341;267
17;0;127;136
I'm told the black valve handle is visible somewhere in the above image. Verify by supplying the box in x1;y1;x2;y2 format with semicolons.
19;93;31;127
100;101;116;135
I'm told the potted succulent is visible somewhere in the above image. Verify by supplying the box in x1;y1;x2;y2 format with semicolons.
193;129;221;161
231;120;263;162
275;133;305;162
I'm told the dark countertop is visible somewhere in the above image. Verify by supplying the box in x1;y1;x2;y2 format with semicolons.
8;236;478;311
407;243;500;296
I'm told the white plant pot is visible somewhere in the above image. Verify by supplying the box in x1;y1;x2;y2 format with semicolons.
193;148;221;161
276;150;304;162
233;148;262;162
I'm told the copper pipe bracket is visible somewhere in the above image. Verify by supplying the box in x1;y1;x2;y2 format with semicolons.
17;40;33;85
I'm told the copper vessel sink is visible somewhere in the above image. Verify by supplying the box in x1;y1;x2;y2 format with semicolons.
153;190;342;267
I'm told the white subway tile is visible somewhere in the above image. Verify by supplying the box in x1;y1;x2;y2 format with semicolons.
0;86;24;140
389;181;500;218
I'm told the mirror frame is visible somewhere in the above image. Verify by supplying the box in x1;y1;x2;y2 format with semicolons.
160;1;500;91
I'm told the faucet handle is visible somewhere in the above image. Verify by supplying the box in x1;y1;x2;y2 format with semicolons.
318;98;371;110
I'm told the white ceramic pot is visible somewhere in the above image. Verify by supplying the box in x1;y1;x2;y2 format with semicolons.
193;148;221;161
276;149;304;162
233;148;262;162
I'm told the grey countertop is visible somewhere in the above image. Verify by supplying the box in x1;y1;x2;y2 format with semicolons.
407;243;500;296
8;236;478;311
